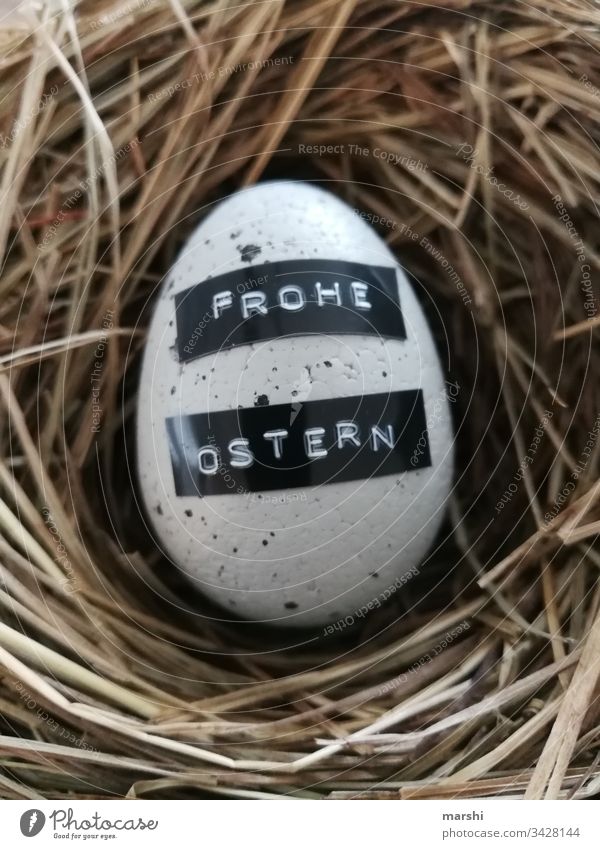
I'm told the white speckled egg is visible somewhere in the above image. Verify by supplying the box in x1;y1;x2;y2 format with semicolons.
136;181;454;627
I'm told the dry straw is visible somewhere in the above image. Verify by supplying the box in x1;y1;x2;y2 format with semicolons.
0;0;599;800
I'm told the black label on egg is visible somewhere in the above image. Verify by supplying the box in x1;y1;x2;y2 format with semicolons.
166;389;430;497
174;259;405;362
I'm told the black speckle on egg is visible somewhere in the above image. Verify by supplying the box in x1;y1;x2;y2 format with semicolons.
184;509;193;517
155;504;163;515
269;531;275;537
237;244;261;263
230;230;241;239
255;394;269;407
262;539;268;546
324;360;332;368
170;386;176;395
285;602;298;610
382;371;388;377
232;547;238;554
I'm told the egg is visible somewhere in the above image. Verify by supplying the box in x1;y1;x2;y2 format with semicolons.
136;181;454;627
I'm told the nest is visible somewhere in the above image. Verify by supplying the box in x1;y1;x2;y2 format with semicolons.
0;0;599;800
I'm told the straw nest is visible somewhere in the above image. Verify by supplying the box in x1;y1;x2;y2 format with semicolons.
0;0;599;800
